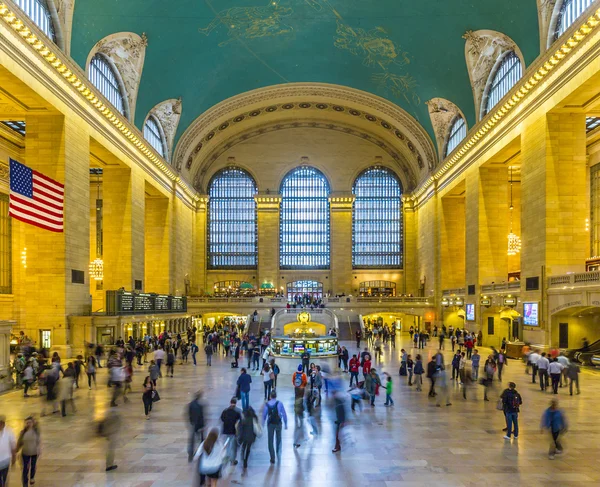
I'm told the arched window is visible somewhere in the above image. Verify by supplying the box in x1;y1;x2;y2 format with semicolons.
445;116;467;157
280;166;330;269
89;53;127;117
359;281;396;297
483;51;522;116
208;167;257;269
352;167;402;268
13;0;55;41
556;0;594;38
286;280;323;302
144;116;166;158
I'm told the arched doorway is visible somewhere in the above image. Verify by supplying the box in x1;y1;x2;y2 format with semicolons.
286;280;323;303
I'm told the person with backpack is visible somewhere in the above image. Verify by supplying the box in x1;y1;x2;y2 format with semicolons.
262;391;288;464
204;342;213;367
497;349;507;381
220;397;242;465
364;368;381;407
500;382;522;440
269;359;280;390
292;365;307;399
541;399;568;459
191;340;199;366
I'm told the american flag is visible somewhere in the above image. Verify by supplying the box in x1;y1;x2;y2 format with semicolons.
9;158;64;232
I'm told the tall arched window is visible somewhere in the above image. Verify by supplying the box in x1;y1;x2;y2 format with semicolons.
445;116;467;157
208;167;257;269
556;0;594;38
280;166;330;269
483;51;522;116
353;167;402;268
89;53;127;117
144;115;166;158
13;0;55;41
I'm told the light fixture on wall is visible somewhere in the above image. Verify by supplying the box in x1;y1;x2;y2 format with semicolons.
507;166;521;256
89;169;104;281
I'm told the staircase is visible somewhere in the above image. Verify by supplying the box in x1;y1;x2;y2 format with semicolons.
337;314;361;341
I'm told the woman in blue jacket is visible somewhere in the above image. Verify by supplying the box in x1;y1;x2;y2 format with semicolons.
541;399;567;459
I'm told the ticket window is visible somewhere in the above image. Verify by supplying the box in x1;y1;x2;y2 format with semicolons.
97;327;115;345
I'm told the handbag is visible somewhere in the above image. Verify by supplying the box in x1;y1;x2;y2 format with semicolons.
496;398;504;411
152;390;161;402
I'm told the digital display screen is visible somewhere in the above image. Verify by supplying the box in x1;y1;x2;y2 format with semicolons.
523;302;539;326
466;304;475;321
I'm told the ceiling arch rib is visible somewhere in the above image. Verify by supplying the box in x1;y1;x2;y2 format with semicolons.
426;98;468;162
144;98;182;163
173;83;437;189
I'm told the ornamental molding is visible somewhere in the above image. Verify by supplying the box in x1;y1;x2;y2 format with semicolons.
462;30;524;122
52;0;74;54
0;160;8;183
537;0;561;52
426;98;467;161
191;120;418;192
174;83;437;177
146;98;182;163
86;31;147;123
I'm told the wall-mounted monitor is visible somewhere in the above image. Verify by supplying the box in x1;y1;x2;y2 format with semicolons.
523;302;539;326
466;303;475;321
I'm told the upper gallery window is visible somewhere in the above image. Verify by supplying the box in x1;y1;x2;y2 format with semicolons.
483;51;522;116
556;0;594;38
352;167;403;269
143;115;167;158
445;116;467;157
208;167;257;269
280;166;330;269
89;53;127;117
13;0;55;41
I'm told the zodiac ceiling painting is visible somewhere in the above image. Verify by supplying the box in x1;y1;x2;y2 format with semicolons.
199;0;420;106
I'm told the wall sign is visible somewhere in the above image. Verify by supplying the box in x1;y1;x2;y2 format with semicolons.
466;303;475;321
503;296;517;307
106;290;188;316
480;297;491;306
523;302;539;326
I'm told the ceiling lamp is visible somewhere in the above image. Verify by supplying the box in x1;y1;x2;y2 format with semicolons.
507;167;521;256
89;257;104;281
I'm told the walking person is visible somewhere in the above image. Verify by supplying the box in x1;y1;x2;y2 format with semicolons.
414;354;424;391
236;368;252;411
529;349;540;384
541;399;567;459
187;391;205;462
548;358;564;394
261;363;273;401
154;347;165;377
191;340;199;366
238;407;261;469
166;348;175;377
142;376;155;420
204;342;213;367
99;409;121;472
500;382;522;440
16;416;40;487
427;356;437;397
293;393;306;449
407;354;414;386
349;354;360;387
0;415;17;486
195;428;228;486
537;352;550;391
471;349;480;381
365;368;381;407
331;391;347;453
86;355;97;389
269;359;280;390
497;349;507;381
435;367;452;407
220;397;242;466
483;356;496;401
292;365;307;399
383;373;394;407
263;391;288;464
567;361;580;395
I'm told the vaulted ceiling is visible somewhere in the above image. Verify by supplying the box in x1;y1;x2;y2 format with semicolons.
70;0;539;151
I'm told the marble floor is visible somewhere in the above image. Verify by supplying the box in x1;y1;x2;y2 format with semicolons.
1;336;600;487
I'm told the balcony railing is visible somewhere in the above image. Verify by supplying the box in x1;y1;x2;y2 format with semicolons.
480;282;521;293
187;296;433;305
548;271;600;288
442;288;466;296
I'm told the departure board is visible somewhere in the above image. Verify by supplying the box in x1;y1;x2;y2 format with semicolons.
106;290;187;315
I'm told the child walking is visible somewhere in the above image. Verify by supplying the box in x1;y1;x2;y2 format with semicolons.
383;373;394;407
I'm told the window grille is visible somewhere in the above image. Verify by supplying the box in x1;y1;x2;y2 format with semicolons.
89;54;126;117
280;166;330;269
483;51;522;116
12;0;55;41
352;167;403;268
556;0;594;38
445;117;467;157
144;116;166;158
208;167;257;269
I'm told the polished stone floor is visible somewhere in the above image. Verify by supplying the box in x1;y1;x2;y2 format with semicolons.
1;335;599;487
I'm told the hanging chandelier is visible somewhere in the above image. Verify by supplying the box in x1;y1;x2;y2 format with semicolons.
507;166;521;256
89;257;104;281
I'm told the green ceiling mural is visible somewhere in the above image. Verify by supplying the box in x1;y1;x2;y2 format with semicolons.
71;0;539;150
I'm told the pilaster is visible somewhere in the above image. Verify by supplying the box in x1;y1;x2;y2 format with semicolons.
192;196;208;294
145;195;170;294
255;194;281;288
329;193;354;295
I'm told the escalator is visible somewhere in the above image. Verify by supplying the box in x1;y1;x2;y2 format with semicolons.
566;338;600;365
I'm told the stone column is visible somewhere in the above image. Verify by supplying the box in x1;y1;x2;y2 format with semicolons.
20;115;90;355
145;195;171;294
0;321;14;392
103;167;145;291
329;193;354;296
403;198;418;295
521;112;587;341
191;196;208;294
255;194;281;288
439;195;466;290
